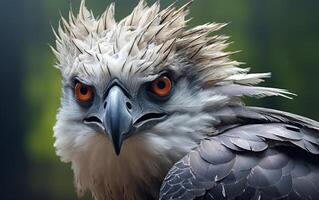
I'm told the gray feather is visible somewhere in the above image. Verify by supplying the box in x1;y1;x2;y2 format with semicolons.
160;107;319;200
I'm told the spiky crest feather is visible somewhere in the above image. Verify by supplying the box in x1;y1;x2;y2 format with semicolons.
52;0;292;98
52;0;292;99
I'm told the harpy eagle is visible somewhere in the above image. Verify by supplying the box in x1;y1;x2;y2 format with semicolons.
52;1;319;199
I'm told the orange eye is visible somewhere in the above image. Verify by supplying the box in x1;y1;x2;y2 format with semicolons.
151;75;172;97
75;82;93;102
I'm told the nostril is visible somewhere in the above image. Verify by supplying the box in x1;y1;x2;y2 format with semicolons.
104;101;107;109
126;102;132;110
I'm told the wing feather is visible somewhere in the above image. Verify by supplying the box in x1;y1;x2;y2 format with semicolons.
160;107;319;200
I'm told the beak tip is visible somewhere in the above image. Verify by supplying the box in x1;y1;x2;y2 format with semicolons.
113;145;122;156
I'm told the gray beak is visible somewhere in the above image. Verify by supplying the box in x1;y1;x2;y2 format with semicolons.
83;79;167;156
103;85;133;155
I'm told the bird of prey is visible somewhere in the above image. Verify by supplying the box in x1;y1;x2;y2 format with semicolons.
52;1;319;199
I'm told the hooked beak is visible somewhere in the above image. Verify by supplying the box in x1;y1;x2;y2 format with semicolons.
83;79;168;156
103;85;133;155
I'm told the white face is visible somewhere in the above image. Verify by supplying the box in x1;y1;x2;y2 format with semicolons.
54;56;220;159
53;54;219;198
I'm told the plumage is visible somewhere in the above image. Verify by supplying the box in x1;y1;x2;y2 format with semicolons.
51;1;319;200
160;107;319;200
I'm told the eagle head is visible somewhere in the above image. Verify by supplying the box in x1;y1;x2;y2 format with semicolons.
52;0;291;199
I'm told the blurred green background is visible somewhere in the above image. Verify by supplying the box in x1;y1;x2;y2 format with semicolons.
1;0;319;199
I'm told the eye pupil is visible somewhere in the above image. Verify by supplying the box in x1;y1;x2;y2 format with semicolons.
80;86;88;95
157;80;166;89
